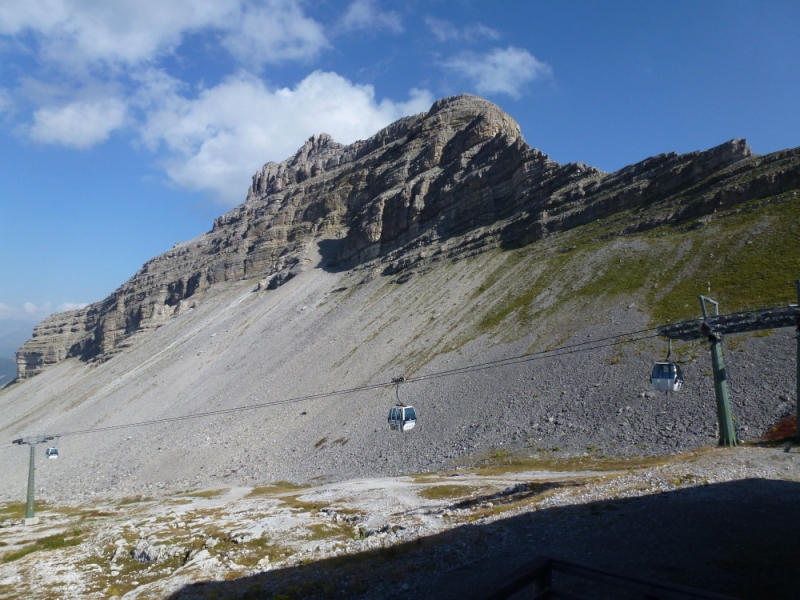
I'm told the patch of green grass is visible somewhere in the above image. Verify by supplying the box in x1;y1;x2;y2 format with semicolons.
247;481;311;497
0;502;28;519
450;480;586;524
304;523;351;541
461;446;705;476
117;495;152;505
281;495;327;512
2;531;83;563
81;510;115;519
88;552;184;597
647;194;800;321
463;191;800;345
418;485;481;500
332;345;359;369
573;244;659;301
243;536;293;564
183;488;228;499
469;250;523;300
475;253;567;333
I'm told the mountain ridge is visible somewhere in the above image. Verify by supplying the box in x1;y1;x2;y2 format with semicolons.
14;94;800;382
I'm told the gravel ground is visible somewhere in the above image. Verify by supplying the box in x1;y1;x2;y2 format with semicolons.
1;445;798;599
168;446;800;600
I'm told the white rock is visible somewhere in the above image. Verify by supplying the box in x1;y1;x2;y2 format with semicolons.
187;549;211;564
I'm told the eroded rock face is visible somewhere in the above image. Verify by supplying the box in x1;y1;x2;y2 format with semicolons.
15;94;800;379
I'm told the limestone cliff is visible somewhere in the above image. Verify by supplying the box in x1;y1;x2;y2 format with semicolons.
15;94;800;379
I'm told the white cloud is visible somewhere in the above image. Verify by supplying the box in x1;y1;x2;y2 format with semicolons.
424;17;500;43
57;302;88;312
0;0;328;71
22;302;43;316
338;0;403;34
0;301;87;322
0;303;27;321
0;88;13;113
28;97;127;148
442;46;552;99
222;1;329;66
0;0;238;70
2;301;49;320
0;1;430;202
140;70;432;205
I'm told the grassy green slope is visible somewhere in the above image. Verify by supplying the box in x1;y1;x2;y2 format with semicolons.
355;190;799;377
475;190;799;332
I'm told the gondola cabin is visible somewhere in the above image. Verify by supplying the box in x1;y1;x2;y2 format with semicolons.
45;447;59;459
650;362;684;392
388;406;417;432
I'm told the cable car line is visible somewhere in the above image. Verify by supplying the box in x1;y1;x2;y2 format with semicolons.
409;332;660;384
409;325;663;383
2;325;663;445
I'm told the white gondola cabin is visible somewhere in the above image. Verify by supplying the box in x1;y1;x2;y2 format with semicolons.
45;447;59;459
388;406;417;432
650;362;684;392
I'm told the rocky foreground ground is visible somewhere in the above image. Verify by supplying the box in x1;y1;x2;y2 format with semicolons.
1;443;798;599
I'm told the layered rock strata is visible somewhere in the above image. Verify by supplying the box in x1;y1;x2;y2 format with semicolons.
16;94;800;379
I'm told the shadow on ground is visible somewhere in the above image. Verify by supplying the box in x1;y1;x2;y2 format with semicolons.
168;478;800;599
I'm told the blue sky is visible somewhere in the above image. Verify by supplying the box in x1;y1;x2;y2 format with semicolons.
1;0;799;356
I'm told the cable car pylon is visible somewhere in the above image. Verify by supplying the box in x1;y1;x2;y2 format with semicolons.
698;295;737;446
656;280;800;446
11;434;55;525
795;280;800;442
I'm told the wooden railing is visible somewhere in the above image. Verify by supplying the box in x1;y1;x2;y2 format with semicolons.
481;556;740;600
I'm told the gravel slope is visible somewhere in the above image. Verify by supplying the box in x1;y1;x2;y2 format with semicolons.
0;240;797;505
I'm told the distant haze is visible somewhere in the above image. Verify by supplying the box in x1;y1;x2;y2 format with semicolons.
0;322;35;359
0;357;16;385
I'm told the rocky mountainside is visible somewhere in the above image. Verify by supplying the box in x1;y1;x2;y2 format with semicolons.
15;94;800;381
1;95;799;507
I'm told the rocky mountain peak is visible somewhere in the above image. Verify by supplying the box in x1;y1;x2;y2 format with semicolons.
246;132;346;202
13;95;800;381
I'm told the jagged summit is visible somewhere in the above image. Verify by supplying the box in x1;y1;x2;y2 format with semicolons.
13;95;800;381
245;93;521;204
246;133;345;201
425;93;522;138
